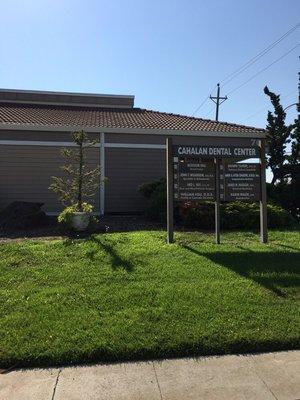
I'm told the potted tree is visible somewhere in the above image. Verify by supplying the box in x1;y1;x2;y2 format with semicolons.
50;131;100;231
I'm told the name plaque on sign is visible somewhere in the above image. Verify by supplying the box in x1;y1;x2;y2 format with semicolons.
173;145;260;158
220;162;261;201
173;157;215;200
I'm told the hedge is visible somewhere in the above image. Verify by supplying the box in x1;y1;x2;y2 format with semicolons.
139;178;296;229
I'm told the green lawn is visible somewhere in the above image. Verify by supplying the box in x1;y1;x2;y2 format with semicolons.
0;230;299;368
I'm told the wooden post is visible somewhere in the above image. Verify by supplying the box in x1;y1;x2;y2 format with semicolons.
166;138;174;243
259;139;268;243
215;158;220;244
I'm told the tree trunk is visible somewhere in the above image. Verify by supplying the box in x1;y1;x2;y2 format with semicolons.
77;140;83;211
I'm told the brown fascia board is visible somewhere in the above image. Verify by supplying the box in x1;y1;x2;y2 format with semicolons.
0;89;135;109
0;123;266;138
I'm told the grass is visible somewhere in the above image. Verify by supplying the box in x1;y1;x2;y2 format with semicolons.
0;230;299;368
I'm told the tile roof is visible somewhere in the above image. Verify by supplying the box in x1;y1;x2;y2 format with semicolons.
0;103;265;134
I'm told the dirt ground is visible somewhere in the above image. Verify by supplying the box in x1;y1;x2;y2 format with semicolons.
0;215;165;243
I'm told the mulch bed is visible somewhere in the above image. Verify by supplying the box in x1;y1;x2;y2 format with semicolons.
0;215;165;243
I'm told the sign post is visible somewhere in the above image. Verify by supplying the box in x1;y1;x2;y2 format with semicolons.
259;139;268;243
215;158;220;244
166;138;174;243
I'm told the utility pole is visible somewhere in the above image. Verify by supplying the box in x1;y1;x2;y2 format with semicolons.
210;83;227;243
298;58;300;116
210;83;228;122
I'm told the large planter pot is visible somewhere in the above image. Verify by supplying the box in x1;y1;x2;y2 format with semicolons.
70;212;90;231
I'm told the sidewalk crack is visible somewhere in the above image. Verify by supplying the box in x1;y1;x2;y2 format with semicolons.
250;357;279;400
152;362;163;400
51;368;61;400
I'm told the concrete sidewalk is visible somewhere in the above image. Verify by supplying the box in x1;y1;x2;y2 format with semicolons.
1;351;299;400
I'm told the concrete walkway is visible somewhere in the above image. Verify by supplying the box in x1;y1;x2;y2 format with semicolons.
1;351;299;400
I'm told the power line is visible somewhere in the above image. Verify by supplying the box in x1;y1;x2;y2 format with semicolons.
225;44;300;96
220;22;300;87
191;84;217;116
203;106;215;119
191;95;210;116
244;90;297;121
191;22;300;117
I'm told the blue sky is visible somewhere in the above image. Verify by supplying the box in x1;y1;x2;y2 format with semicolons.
0;0;299;131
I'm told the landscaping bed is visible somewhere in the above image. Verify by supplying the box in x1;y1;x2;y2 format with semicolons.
0;215;164;243
0;230;299;368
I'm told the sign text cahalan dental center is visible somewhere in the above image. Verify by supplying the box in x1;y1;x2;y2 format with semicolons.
173;145;260;158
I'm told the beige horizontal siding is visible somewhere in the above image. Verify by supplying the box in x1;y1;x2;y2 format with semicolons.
105;148;165;213
1;130;256;147
106;133;167;144
0;145;100;213
0;130;100;142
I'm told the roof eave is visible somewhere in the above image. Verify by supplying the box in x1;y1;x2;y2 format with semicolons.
0;123;266;138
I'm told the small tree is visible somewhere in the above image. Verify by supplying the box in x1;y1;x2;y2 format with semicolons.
50;131;100;212
288;109;300;217
264;86;300;218
264;86;292;185
290;109;300;165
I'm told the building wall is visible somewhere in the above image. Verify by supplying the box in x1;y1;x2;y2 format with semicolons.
0;129;259;214
0;143;100;213
105;148;165;213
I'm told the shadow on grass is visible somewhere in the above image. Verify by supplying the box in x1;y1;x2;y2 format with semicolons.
63;234;138;272
182;245;300;298
87;236;134;272
276;243;300;251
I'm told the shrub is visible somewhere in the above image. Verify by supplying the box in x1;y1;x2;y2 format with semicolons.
139;178;166;199
180;201;214;229
180;201;295;230
138;178;167;220
220;202;259;230
139;178;296;229
267;203;296;228
267;182;300;221
58;202;93;226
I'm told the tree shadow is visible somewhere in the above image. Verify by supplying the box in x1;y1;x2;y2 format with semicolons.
181;245;300;298
87;236;134;272
276;243;300;251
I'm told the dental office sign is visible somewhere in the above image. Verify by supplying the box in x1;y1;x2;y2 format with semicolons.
174;145;260;158
166;138;267;245
173;144;261;202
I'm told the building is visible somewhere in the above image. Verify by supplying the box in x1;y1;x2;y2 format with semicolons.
0;89;265;215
